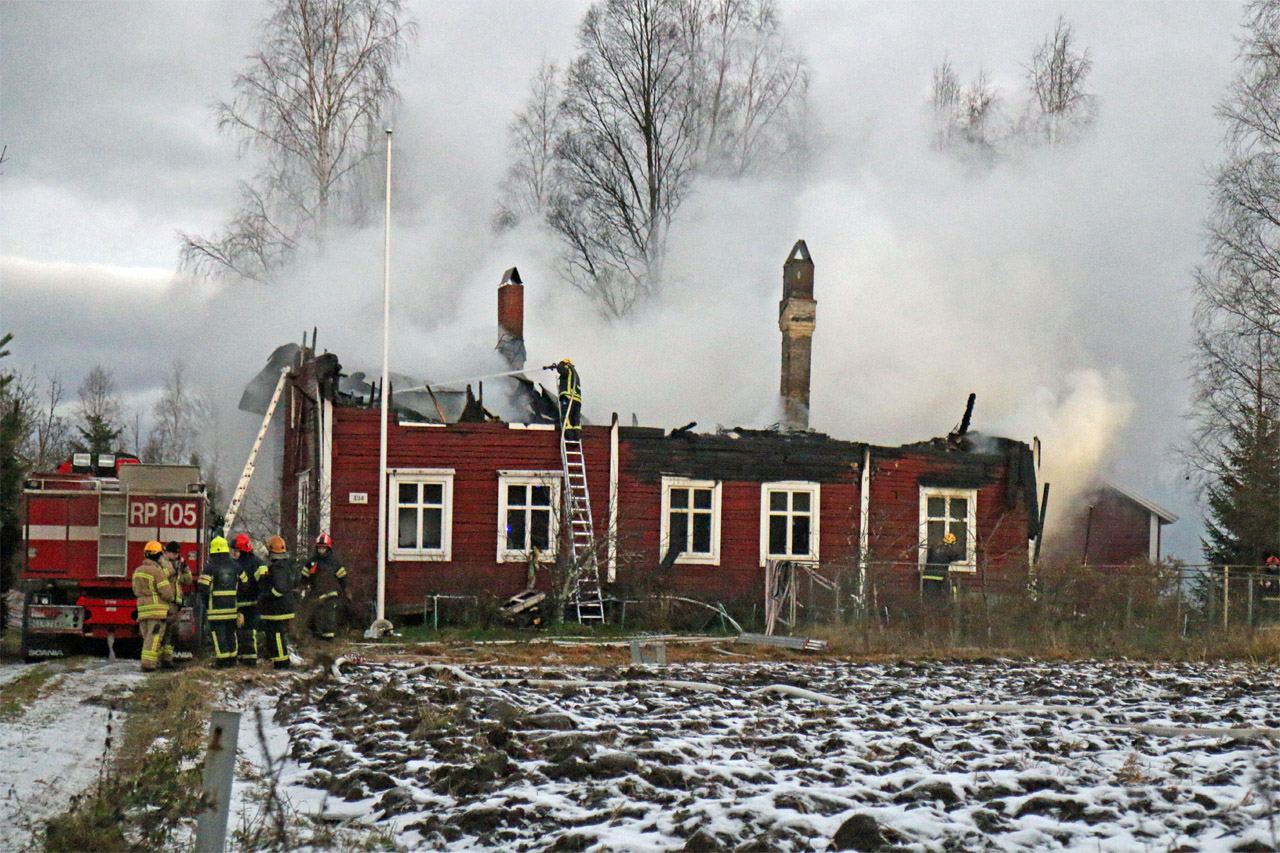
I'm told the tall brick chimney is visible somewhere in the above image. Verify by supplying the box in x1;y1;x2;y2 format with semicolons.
779;240;816;431
496;266;525;370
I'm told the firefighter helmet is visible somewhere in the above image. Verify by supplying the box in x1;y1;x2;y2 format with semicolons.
144;540;163;556
943;533;957;545
234;533;252;552
209;536;230;555
266;535;287;554
561;358;573;366
316;533;332;548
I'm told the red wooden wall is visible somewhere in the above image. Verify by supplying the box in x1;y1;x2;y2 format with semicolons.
281;385;1037;621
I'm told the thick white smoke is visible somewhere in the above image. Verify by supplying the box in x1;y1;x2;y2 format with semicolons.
0;1;1241;561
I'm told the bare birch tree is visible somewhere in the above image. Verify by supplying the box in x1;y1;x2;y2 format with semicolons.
144;360;207;465
498;0;810;316
494;61;564;233
930;63;1002;160
180;0;415;283
1189;0;1280;563
930;15;1095;162
693;0;810;177
1027;15;1097;144
548;0;704;317
23;373;71;471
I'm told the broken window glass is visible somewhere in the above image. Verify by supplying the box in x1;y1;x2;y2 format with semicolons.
502;478;557;556
398;508;416;549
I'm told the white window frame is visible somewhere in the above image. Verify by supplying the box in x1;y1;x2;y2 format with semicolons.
760;481;820;566
659;477;722;565
497;471;561;562
918;486;977;572
389;469;455;561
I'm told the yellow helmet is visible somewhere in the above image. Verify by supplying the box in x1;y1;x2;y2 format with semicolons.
561;358;573;366
144;540;163;556
266;535;287;554
209;536;230;555
943;533;957;545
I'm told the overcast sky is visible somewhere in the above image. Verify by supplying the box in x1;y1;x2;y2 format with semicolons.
0;1;1243;561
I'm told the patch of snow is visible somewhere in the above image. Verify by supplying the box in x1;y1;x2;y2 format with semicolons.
0;659;144;852
239;659;1280;851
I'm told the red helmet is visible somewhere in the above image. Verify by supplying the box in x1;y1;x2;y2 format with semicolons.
233;534;252;552
316;533;332;548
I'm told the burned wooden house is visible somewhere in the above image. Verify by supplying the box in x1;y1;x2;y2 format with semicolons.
272;243;1041;624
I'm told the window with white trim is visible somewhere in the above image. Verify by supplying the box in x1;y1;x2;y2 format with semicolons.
919;487;977;570
660;477;721;565
498;472;560;561
760;481;820;564
390;469;454;560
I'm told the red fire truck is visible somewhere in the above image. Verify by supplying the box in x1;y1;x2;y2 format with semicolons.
15;453;208;660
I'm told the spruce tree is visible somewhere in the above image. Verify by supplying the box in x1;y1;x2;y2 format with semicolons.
1203;401;1280;566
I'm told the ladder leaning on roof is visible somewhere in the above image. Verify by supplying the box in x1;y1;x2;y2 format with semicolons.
559;428;605;623
223;367;290;531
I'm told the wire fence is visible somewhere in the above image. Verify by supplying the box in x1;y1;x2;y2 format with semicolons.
777;560;1280;645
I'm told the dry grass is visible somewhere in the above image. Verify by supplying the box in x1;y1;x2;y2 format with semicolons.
0;663;58;722
42;667;226;851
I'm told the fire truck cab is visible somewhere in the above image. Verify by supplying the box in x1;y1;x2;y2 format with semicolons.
17;453;207;661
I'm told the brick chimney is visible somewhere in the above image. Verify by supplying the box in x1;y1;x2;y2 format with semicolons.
779;240;816;431
496;266;525;370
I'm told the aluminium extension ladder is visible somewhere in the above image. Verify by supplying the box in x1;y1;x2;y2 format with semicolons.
560;431;605;622
223;367;290;531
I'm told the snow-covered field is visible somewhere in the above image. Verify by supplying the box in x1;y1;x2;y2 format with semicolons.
242;658;1280;851
0;659;142;852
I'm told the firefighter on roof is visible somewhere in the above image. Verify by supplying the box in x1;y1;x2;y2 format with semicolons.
304;533;348;641
159;541;193;668
233;534;266;666
545;359;581;438
132;541;175;672
259;536;299;669
198;536;241;667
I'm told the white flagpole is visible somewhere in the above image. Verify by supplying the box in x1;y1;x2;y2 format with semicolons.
372;127;393;635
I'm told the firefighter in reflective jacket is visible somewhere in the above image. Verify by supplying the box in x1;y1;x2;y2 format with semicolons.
1261;555;1280;623
197;536;241;667
546;359;581;438
305;534;348;641
132;540;175;672
259;536;298;669
233;534;266;666
922;532;962;604
159;541;192;668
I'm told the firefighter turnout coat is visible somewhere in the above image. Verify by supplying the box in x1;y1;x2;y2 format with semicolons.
132;557;175;621
307;551;348;599
199;552;242;623
259;555;298;620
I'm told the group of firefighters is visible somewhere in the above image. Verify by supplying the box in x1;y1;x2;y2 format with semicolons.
130;532;348;672
125;359;582;673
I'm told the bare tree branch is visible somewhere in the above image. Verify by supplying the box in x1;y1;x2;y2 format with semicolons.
179;0;415;283
497;0;810;317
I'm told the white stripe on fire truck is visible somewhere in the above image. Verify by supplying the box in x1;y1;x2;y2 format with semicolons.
26;525;100;541
127;527;199;543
